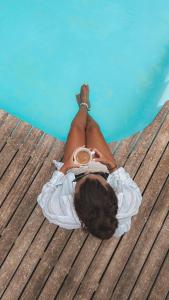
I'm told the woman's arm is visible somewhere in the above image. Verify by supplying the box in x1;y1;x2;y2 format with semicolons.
37;169;65;209
93;148;118;173
59;154;81;174
60;164;67;174
108;162;118;173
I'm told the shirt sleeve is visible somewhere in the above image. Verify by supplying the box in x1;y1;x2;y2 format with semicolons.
37;169;65;214
53;160;64;170
37;168;81;229
107;167;143;237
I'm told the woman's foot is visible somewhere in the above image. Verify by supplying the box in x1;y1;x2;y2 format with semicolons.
76;84;91;110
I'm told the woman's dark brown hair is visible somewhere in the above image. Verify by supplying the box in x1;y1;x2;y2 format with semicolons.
74;176;118;240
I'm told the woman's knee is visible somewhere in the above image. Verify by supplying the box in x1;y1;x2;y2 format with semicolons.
87;114;100;129
70;122;86;131
86;121;100;132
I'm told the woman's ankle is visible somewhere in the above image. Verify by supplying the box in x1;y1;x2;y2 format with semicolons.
80;103;89;111
79;106;88;113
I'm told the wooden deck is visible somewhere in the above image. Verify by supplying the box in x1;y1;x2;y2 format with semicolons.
0;101;169;300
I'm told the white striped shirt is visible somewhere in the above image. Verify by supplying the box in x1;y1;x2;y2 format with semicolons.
37;161;142;237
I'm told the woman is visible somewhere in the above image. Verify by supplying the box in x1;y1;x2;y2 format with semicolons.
37;84;142;240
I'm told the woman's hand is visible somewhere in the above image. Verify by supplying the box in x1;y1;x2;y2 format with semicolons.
91;148;118;173
60;154;81;174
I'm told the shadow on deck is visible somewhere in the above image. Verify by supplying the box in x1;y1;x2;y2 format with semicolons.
0;101;169;300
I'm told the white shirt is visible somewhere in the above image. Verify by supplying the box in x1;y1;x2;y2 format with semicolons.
37;160;142;237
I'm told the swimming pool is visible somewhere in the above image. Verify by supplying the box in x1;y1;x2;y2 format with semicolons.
0;0;169;143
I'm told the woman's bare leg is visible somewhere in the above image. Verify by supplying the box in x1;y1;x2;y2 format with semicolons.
87;113;99;128
61;106;88;163
61;85;89;163
76;86;114;160
70;106;88;129
86;113;114;161
62;83;114;163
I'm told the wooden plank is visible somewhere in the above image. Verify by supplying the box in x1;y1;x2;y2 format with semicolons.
125;101;169;178
75;160;169;299
148;252;169;300
41;235;101;300
0;121;31;177
108;141;119;153
0;217;56;299
0;128;43;207
0;135;54;232
0;137;63;293
109;132;142;160
20;230;85;300
127;131;143;153
0;114;20;151
1;220;58;299
111;178;169;300
92;140;169;299
129;215;169;300
134;113;169;192
0;140;64;297
0;110;8;126
0;136;65;299
73;239;119;299
113;134;139;167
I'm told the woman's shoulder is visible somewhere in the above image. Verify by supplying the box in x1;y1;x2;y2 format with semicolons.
108;167;143;217
108;166;130;179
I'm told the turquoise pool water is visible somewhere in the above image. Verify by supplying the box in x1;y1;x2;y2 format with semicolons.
0;0;169;143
